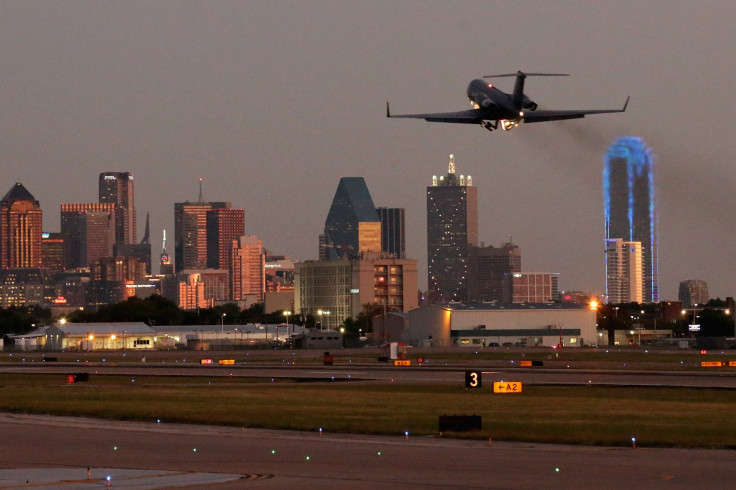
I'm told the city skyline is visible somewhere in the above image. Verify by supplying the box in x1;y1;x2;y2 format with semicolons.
3;3;736;300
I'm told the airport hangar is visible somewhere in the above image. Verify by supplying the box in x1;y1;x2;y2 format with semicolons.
373;303;598;348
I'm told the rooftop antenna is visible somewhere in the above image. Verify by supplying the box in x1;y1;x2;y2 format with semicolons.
140;212;150;244
198;178;205;203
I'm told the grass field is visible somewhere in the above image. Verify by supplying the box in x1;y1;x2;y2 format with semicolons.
2;372;736;449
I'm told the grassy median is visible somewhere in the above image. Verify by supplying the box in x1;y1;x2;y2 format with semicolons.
2;373;735;448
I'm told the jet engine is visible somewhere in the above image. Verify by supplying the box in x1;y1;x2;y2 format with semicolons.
469;91;498;110
522;95;537;111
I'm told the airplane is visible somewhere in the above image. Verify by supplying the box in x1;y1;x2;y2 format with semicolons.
386;71;629;131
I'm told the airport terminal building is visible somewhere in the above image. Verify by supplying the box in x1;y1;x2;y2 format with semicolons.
373;303;597;348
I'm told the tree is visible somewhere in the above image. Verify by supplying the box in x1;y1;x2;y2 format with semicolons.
358;302;388;334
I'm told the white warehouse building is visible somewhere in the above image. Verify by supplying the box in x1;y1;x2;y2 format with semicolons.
374;303;597;348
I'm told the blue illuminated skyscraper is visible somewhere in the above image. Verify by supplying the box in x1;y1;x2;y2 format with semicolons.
603;137;658;303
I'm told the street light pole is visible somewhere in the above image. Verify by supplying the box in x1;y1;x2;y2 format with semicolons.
283;311;292;343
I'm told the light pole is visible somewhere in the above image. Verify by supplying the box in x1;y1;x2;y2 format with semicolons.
283;311;292;343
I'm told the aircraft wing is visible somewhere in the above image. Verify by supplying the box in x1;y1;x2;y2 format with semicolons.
523;97;630;123
386;102;485;124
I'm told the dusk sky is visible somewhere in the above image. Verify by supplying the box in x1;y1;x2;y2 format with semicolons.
2;2;735;300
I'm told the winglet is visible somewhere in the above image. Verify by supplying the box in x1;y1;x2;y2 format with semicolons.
386;101;391;118
623;96;630;112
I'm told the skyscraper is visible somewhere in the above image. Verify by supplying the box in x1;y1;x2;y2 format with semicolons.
174;201;231;272
603;137;658;303
99;172;136;244
678;279;709;308
41;232;65;272
322;177;381;260
60;203;116;269
230;235;265;301
0;183;43;268
376;207;406;258
467;241;521;303
427;154;478;303
206;208;245;270
604;238;643;304
160;230;174;275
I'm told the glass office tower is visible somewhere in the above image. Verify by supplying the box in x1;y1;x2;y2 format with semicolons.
603;137;658;303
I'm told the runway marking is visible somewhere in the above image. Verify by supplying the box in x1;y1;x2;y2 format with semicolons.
0;468;260;489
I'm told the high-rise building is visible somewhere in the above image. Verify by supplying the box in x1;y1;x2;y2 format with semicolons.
92;256;147;282
60;203;116;269
294;252;418;330
160;230;173;275
467;241;521;303
376;207;406;258
605;238;643;304
0;183;43;269
678;279;709;308
161;272;206;310
0;268;51;307
99;172;136;244
42;232;65;272
230;235;265;302
512;272;560;303
112;213;152;274
206;208;245;270
173;201;231;272
603;137;658;302
427;154;478;303
322;177;381;260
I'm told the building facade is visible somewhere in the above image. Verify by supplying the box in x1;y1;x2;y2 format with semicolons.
512;272;560;303
427;155;478;303
42;232;65;272
375;303;596;348
603;137;658;302
0;268;52;307
174;201;230;272
206;208;245;270
678;279;709;308
376;207;406;258
230;235;265;302
99;172;136;244
322;177;381;260
467;241;521;303
60;203;116;269
0;183;43;269
605;238;643;304
294;253;418;330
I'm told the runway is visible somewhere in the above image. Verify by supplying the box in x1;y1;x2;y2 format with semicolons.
1;413;734;489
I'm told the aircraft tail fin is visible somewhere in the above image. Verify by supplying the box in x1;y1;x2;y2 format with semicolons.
484;72;569;110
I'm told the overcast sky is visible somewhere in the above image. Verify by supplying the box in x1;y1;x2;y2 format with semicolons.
2;1;735;301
